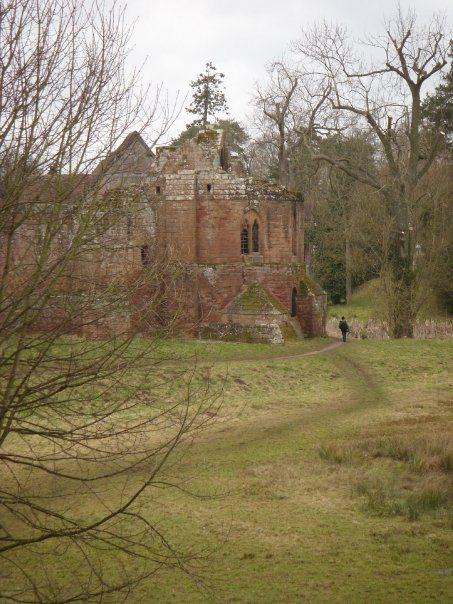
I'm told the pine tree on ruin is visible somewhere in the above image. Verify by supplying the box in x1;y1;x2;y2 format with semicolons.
187;62;228;126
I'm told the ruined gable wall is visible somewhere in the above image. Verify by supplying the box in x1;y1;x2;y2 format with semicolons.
154;170;197;262
156;129;223;175
151;131;226;264
96;135;155;193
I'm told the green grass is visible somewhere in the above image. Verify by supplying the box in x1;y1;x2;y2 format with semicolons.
328;278;447;321
329;279;385;320
151;335;331;362
137;339;453;603
3;337;453;602
355;473;450;521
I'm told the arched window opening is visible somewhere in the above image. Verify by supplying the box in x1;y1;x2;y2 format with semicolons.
291;287;298;317
219;147;228;170
252;220;259;253
241;225;249;255
141;245;150;267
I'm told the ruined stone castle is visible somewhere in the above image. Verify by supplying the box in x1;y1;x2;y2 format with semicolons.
4;127;326;343
91;127;326;343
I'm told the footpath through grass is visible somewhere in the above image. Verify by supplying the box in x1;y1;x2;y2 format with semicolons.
132;338;452;603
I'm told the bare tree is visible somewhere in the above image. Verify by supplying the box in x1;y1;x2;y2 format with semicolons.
0;1;214;602
253;61;299;186
292;8;449;336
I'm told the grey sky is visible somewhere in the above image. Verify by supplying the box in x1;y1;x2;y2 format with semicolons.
122;0;452;140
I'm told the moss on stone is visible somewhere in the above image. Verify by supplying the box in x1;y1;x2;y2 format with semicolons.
229;283;286;314
197;130;219;144
245;177;297;202
280;323;298;341
299;274;324;297
239;284;272;312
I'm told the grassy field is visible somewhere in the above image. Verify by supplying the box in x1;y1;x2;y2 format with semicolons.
135;338;452;603
4;336;453;602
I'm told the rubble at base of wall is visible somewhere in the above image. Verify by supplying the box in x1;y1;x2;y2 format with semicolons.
199;321;291;344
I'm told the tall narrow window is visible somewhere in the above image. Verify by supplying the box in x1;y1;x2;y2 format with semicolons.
252;220;259;253
241;226;249;255
126;212;132;238
291;287;298;317
219;147;228;170
292;201;297;256
141;245;150;266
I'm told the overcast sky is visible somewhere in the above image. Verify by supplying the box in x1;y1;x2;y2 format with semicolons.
120;0;452;141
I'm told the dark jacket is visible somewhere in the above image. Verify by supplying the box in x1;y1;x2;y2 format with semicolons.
339;320;349;333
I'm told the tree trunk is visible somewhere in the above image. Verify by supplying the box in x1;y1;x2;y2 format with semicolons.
345;235;352;304
279;152;289;187
203;84;209;126
277;121;289;187
387;196;415;338
388;263;415;338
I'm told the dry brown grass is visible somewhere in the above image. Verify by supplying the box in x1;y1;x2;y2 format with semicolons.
318;426;452;522
360;433;453;473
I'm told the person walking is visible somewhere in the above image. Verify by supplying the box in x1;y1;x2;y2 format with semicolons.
338;316;350;342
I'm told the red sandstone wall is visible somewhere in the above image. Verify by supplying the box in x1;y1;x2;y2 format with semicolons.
194;176;303;265
155;172;197;262
195;262;305;325
141;168;308;334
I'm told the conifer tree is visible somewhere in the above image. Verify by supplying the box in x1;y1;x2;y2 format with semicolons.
173;119;248;155
187;62;228;126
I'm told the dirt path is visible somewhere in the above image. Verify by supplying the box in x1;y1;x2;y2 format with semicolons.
143;344;451;603
194;339;383;453
222;339;344;365
264;339;343;362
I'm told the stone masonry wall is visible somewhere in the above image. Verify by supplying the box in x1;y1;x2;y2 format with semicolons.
195;262;305;326
7;129;326;341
